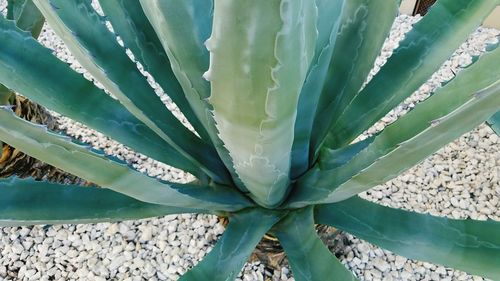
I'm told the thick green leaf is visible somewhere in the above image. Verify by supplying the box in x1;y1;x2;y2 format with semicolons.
0;16;205;178
97;0;209;142
318;136;374;171
0;84;12;104
34;0;230;184
310;0;400;157
0;177;203;227
287;137;373;208
487;111;500;136
0;109;252;212
315;196;500;280
291;0;344;178
0;0;43;105
180;208;283;281
138;0;212;122
273;207;358;281
206;0;317;207
139;0;245;191
290;46;500;207
10;0;44;37
8;0;26;19
326;0;499;149
325;70;500;204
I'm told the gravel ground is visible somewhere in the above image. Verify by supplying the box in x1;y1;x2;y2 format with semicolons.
1;3;499;280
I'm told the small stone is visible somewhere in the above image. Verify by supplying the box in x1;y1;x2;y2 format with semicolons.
479;208;492;215
394;256;407;269
106;224;119;236
435;267;447;275
401;270;413;280
372;258;390;272
109;256;126;271
25;269;37;278
140;226;153;242
19;228;31;237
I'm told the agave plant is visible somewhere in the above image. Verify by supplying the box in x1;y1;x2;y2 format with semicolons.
0;0;499;280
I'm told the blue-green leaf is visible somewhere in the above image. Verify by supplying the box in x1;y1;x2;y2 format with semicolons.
287;137;373;208
34;0;231;184
0;84;12;104
0;108;252;212
309;0;400;157
290;46;500;207
0;0;44;105
180;208;283;281
139;0;246;191
273;207;358;281
0;177;203;227
97;0;209;142
325;0;499;149
0;16;204;178
206;0;317;207
315;196;500;280
291;0;345;178
8;0;45;37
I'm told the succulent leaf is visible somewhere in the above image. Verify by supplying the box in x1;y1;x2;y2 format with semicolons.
0;15;205;177
0;177;204;227
8;0;44;37
325;0;499;149
206;0;318;207
0;108;252;211
180;208;284;281
290;46;500;207
0;0;44;106
0;84;12;105
139;0;245;190
309;0;400;158
315;196;500;280
97;0;209;142
33;0;231;184
291;0;345;178
273;207;358;281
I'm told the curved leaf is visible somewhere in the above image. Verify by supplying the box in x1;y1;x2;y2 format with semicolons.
97;0;209;142
326;0;499;149
310;0;400;157
287;137;373;208
273;207;358;281
206;0;317;207
290;46;500;207
0;0;44;104
326;72;500;203
0;108;252;212
0;84;12;104
291;0;344;178
315;196;500;280
139;0;246;191
34;0;230;184
180;208;283;281
0;177;203;227
8;0;44;37
0;16;204;178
